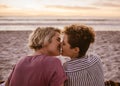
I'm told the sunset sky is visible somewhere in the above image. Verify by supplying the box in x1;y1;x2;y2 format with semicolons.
0;0;120;17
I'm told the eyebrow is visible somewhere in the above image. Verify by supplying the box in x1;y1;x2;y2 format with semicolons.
57;37;61;41
57;37;60;39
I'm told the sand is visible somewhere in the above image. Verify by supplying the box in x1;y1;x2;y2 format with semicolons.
0;31;120;82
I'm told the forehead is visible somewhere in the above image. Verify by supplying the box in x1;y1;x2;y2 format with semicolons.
54;32;60;37
63;34;68;42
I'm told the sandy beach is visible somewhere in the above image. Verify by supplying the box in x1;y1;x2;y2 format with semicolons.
0;31;120;82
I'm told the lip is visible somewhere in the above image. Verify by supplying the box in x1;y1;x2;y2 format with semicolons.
61;50;64;54
57;45;61;50
57;46;60;50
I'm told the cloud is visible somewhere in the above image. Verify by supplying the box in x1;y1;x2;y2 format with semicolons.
93;1;120;8
46;5;98;10
101;3;120;7
0;4;9;8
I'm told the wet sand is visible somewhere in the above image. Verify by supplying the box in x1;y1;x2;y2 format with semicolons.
0;31;120;82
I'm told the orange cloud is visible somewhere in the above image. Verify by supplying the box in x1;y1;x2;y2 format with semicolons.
0;4;120;17
101;3;120;7
0;4;9;8
93;2;120;8
46;5;98;10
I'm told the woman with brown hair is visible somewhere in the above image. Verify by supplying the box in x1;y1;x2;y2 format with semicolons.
62;24;105;86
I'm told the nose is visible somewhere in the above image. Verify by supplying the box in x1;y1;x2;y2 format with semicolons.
59;44;62;55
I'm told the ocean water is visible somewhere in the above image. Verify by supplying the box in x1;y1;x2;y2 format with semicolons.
0;16;120;31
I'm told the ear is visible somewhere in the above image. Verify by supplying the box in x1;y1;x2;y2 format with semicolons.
73;47;80;54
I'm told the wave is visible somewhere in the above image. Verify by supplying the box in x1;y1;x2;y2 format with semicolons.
0;17;120;31
0;22;120;26
0;18;120;21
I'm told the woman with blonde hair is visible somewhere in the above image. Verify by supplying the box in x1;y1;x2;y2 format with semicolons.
5;27;67;86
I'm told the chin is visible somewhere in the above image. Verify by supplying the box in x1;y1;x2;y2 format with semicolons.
62;53;66;56
62;54;70;57
54;52;60;56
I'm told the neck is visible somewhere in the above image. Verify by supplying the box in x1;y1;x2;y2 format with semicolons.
71;53;85;60
33;48;49;56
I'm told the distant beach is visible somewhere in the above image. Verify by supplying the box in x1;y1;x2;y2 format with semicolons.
0;16;120;31
0;31;120;82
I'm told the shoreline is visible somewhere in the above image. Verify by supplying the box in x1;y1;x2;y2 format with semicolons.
0;29;120;31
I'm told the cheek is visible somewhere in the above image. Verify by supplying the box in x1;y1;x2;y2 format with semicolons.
49;44;56;50
62;45;73;56
49;42;59;50
62;46;69;53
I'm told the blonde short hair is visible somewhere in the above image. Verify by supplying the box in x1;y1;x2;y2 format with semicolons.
28;27;60;51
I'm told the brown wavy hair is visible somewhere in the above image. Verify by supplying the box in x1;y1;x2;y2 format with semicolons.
63;24;95;57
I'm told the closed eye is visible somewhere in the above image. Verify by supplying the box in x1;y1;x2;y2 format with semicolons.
56;37;61;42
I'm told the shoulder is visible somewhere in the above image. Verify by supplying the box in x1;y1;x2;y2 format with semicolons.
56;56;71;65
88;54;101;62
43;56;64;73
45;55;61;62
43;55;62;66
64;54;102;72
16;56;30;63
14;56;33;68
